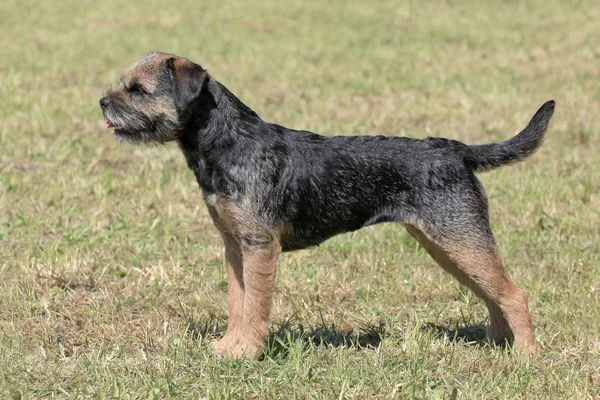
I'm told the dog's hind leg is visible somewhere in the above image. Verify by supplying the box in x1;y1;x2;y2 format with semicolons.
403;222;536;354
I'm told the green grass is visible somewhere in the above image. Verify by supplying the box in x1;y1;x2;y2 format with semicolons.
1;0;599;398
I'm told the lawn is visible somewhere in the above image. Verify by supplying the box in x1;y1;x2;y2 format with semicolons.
1;0;599;398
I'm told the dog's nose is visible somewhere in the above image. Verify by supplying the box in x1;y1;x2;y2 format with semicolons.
99;97;111;108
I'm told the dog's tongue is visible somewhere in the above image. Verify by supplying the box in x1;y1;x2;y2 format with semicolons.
106;121;115;129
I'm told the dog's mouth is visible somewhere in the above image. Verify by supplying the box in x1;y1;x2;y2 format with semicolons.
105;119;129;134
105;119;130;136
102;109;150;141
104;114;135;134
103;112;117;129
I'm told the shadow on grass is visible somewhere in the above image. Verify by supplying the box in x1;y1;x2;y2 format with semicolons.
185;317;501;358
185;316;224;340
185;317;386;358
422;322;499;348
263;320;387;358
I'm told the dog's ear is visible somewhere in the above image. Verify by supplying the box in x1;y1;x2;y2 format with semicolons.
166;57;209;110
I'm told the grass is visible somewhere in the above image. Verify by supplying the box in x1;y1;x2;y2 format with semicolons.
1;0;599;398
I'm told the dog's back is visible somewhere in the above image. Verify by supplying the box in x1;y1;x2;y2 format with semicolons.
261;101;555;251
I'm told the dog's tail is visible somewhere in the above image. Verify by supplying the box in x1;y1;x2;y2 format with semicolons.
465;100;555;173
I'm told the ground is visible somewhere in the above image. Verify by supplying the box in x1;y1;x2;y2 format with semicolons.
0;0;599;398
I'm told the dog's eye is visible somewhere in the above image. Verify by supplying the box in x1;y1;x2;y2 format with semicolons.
128;84;147;95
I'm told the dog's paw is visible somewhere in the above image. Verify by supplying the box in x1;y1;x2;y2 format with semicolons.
228;340;264;360
212;335;264;360
512;338;537;357
211;336;237;356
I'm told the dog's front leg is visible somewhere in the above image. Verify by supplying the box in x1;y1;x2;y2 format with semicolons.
212;237;245;356
230;243;280;359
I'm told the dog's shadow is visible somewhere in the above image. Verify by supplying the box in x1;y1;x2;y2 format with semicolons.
263;320;387;358
421;322;491;347
187;318;496;358
185;317;386;358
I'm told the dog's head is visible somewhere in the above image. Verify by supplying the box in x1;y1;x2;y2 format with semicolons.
99;52;209;143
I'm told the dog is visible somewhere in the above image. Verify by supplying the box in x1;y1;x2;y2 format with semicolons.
100;51;555;359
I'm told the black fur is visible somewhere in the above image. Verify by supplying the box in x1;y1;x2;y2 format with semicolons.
175;75;554;252
166;57;209;111
465;101;555;172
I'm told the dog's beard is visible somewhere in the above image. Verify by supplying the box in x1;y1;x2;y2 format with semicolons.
102;105;178;145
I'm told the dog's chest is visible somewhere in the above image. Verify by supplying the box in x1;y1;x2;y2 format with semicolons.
203;194;233;235
203;193;262;240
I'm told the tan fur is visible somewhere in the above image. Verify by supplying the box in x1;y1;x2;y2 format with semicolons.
206;196;281;358
103;53;179;127
214;197;278;246
404;224;536;354
119;52;173;93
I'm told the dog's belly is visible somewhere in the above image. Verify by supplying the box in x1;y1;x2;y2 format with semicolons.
276;167;418;252
279;207;405;252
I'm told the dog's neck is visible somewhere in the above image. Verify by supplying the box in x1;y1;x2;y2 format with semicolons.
177;78;266;194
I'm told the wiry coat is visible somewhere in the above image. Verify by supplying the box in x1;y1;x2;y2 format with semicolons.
177;76;554;252
99;52;555;358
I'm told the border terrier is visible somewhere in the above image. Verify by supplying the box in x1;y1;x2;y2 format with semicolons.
100;52;555;359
